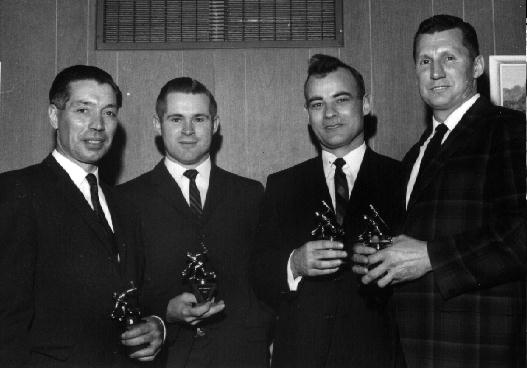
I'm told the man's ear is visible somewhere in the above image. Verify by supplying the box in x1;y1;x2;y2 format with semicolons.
473;55;484;79
48;104;59;130
212;115;220;134
153;114;162;134
362;94;371;116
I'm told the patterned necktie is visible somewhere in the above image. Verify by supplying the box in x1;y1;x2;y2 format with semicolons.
414;123;448;189
183;169;202;218
334;158;349;225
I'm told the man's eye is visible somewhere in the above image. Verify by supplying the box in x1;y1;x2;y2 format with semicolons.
419;59;430;65
336;97;350;104
104;111;117;117
170;117;182;123
194;117;206;123
446;55;455;61
309;102;323;110
77;108;88;113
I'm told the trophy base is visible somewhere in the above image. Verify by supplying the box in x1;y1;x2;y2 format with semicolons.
192;282;217;303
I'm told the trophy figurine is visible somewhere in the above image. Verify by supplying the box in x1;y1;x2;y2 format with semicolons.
181;245;217;336
311;200;345;241
111;281;147;354
358;204;392;250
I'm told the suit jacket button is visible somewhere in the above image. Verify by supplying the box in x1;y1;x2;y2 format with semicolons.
324;314;335;320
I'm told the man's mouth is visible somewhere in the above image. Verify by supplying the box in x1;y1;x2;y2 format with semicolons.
431;85;449;92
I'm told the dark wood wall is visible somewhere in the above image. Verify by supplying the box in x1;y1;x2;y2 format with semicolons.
0;0;524;184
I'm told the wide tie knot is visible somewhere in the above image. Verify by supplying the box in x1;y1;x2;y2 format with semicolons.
184;169;199;181
334;157;346;170
86;173;98;188
434;123;448;137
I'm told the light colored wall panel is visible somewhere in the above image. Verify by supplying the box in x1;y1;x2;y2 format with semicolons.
0;0;56;172
370;0;431;160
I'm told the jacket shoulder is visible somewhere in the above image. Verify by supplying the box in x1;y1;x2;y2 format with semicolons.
215;166;263;192
266;157;319;184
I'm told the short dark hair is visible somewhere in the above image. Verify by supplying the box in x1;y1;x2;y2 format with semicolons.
413;14;479;61
304;54;366;100
49;65;122;109
155;77;217;119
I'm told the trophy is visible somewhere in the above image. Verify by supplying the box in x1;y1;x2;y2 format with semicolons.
110;281;147;354
181;244;217;337
311;200;345;241
357;204;392;250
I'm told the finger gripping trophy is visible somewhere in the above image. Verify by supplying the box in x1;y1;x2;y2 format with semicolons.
358;204;392;250
311;200;346;241
110;281;147;354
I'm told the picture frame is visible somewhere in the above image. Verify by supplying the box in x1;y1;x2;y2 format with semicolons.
489;55;526;112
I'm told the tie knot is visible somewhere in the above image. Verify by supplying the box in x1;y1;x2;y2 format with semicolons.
183;169;198;181
334;158;346;170
435;123;448;136
86;173;98;188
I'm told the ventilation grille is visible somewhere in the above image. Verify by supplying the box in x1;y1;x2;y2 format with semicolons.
97;0;343;49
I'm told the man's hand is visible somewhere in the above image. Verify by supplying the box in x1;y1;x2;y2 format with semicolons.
166;292;225;325
290;240;347;278
120;316;164;361
352;234;432;287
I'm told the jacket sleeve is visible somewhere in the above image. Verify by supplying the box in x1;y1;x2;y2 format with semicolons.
0;175;37;367
428;111;527;299
250;175;296;312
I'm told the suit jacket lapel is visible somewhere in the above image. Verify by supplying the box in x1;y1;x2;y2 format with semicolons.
43;155;119;259
149;160;198;222
407;98;487;209
312;156;333;212
202;165;227;223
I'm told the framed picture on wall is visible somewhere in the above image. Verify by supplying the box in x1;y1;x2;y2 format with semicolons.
489;55;526;112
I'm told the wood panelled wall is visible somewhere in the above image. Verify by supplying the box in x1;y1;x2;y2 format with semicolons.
0;0;524;184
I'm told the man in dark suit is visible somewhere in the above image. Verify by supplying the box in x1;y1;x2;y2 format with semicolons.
251;54;405;367
118;77;273;367
353;15;526;368
0;65;163;367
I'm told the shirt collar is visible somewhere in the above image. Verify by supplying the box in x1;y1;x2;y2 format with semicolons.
321;142;367;180
52;149;99;187
433;93;480;131
164;156;212;183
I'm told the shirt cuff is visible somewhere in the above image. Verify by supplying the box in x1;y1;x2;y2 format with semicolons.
149;315;167;343
287;251;302;291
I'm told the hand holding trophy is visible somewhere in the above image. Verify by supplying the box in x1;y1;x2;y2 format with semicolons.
111;281;148;354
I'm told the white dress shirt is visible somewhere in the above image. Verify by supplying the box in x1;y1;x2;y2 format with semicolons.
52;149;114;231
164;156;212;207
406;94;480;207
287;143;367;291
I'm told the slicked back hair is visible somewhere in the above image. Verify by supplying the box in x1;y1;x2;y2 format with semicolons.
413;14;480;61
49;65;122;109
304;54;366;101
155;77;217;119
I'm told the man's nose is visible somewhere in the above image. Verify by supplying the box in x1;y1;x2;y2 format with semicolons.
182;119;195;135
431;61;445;79
325;102;337;118
89;113;105;130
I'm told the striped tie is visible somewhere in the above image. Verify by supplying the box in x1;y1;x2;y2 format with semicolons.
334;158;349;225
184;169;202;218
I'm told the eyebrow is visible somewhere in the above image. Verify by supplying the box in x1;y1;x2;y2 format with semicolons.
306;91;352;105
70;100;118;109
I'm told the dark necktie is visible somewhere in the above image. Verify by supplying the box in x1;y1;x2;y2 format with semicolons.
183;169;202;218
86;173;119;260
334;158;349;225
86;173;112;231
413;123;448;190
